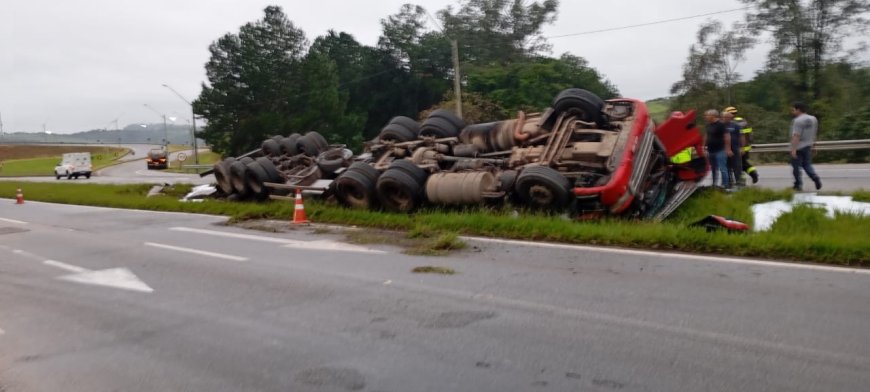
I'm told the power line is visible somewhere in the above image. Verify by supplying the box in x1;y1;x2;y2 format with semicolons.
546;7;752;39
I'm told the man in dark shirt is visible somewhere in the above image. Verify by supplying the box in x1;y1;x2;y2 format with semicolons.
703;109;732;189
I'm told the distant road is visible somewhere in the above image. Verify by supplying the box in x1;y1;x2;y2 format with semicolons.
0;144;214;185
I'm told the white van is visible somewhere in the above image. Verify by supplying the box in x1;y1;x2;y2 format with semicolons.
55;152;93;180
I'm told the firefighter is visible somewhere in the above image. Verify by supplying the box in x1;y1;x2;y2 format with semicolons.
668;111;695;165
723;106;758;184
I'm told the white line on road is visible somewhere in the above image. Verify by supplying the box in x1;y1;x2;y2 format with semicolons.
44;260;88;273
0;217;27;224
464;236;870;275
170;227;386;254
144;242;249;261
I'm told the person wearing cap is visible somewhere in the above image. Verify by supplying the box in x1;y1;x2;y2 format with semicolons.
723;106;759;184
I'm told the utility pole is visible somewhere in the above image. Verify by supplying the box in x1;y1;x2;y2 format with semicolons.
144;104;169;149
162;84;199;164
451;39;462;119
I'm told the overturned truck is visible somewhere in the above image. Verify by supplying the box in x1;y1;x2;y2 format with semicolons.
208;88;708;221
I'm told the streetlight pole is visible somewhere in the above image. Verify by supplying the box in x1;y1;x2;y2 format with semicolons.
162;83;199;164
143;104;169;149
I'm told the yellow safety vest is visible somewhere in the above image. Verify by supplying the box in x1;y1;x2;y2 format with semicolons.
670;147;695;164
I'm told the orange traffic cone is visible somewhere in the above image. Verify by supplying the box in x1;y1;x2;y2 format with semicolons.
15;188;24;205
292;188;309;224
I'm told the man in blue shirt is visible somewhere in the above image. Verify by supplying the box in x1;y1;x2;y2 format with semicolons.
703;109;732;189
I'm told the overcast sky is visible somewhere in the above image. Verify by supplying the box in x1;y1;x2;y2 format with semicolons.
0;0;823;133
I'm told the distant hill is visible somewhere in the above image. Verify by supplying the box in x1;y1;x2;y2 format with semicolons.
0;123;202;146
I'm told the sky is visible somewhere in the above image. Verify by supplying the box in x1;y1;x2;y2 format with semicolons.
0;0;839;134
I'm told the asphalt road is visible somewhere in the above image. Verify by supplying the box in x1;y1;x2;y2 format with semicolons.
1;201;868;391
0;144;214;185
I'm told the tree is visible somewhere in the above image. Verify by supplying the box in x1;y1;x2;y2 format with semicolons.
670;21;755;110
740;0;870;100
194;6;307;155
439;0;559;65
467;54;619;113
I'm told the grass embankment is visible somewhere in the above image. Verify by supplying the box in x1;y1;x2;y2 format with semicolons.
0;145;128;176
166;151;221;173
0;183;867;265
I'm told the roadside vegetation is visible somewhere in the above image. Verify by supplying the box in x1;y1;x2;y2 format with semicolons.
1;183;867;265
0;145;129;177
166;151;221;173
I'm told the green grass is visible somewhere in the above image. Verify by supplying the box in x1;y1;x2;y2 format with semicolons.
853;189;870;203
0;182;868;265
0;149;128;177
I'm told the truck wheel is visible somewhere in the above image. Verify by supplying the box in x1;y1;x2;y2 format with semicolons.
378;122;417;143
254;157;283;183
419;116;460;138
280;134;302;156
389;116;420;133
304;131;329;149
213;158;236;194
296;135;323;157
551;88;605;126
376;169;424;213
387;159;428;186
261;139;282;157
427;109;466;131
515;166;572;210
244;161;271;200
335;170;377;209
67;172;73;180
56;174;62;180
85;172;91;179
229;161;252;197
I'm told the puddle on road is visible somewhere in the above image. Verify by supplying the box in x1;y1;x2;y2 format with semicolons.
752;193;870;231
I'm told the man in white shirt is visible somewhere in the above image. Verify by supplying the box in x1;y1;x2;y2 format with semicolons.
789;102;822;191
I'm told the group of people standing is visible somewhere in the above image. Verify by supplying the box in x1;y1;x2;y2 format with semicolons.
701;103;821;191
702;106;758;189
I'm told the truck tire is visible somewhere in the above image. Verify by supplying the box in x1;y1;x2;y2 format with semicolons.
280;133;302;156
388;116;420;133
388;159;428;186
213;158;235;194
376;169;424;213
378;122;417;143
244;161;271;200
261;139;282;157
419;116;460;138
229;161;252;197
348;162;380;183
84;172;91;179
304;131;329;149
551;88;605;126
316;149;349;175
515;166;572;210
255;157;283;183
427;108;466;130
56;174;62;180
335;170;378;210
296;135;323;157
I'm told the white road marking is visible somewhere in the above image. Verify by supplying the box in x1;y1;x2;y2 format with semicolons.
0;328;4;335
170;226;386;254
464;236;870;275
59;268;154;293
144;242;249;261
44;260;88;273
0;217;27;224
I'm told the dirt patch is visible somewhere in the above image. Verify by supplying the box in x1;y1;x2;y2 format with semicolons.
412;266;456;275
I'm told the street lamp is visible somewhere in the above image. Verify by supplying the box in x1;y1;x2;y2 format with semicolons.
162;83;199;164
143;104;168;149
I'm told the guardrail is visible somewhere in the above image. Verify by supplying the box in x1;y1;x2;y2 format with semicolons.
753;139;870;153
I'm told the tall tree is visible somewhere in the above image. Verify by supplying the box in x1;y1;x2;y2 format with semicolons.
194;6;307;155
740;0;870;100
670;21;755;109
439;0;559;65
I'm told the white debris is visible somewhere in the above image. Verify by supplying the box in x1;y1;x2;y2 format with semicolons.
752;193;870;231
181;184;217;201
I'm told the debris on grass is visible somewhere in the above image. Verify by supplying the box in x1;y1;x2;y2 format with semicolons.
405;232;466;256
412;266;456;275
